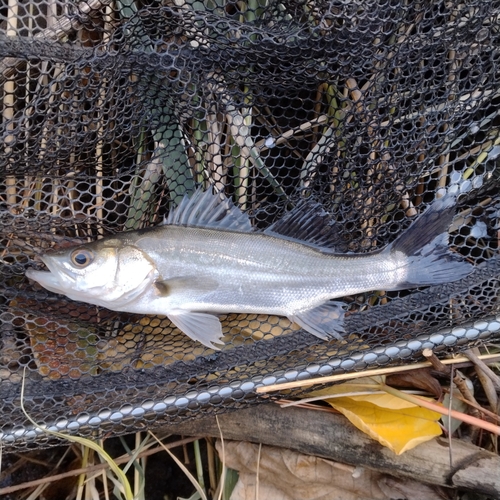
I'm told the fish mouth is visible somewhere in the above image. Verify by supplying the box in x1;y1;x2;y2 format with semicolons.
26;255;76;294
25;268;65;294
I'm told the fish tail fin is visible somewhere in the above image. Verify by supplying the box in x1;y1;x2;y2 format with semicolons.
385;194;473;288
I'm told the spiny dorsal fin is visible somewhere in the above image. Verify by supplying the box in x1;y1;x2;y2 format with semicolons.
264;199;341;250
164;188;253;232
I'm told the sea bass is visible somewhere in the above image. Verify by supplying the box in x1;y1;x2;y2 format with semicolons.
26;189;473;349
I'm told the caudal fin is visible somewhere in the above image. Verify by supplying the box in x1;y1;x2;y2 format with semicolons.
384;194;473;288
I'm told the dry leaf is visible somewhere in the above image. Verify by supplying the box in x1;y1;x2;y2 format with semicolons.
306;376;386;399
386;368;442;399
216;440;443;500
307;378;442;454
441;379;474;434
323;395;442;454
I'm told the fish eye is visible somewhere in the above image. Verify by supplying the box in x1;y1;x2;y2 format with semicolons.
70;249;94;268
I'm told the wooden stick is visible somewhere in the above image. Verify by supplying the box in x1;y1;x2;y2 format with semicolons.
168;404;500;495
422;348;450;373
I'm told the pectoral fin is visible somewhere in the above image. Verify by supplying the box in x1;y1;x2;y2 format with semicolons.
289;301;346;340
168;311;224;349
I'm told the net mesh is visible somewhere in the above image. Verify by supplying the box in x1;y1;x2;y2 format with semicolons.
1;0;500;449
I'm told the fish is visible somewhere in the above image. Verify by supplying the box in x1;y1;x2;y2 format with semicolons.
26;188;473;349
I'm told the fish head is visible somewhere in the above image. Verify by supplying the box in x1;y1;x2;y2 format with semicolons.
26;238;157;309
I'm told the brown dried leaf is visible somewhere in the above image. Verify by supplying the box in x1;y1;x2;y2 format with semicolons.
386;368;442;399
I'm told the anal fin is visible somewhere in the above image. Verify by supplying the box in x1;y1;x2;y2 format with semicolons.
168;311;224;350
289;301;346;340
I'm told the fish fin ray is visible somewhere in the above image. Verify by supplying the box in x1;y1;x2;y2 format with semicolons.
289;301;345;340
386;194;458;256
168;311;224;350
385;194;473;287
264;200;341;250
164;188;252;232
154;276;219;297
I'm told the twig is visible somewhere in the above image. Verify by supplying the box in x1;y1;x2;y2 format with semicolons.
474;365;499;413
215;415;226;500
453;370;481;419
463;349;500;392
379;384;500;436
148;431;208;500
255;353;500;394
447;366;454;468
423;348;450;374
452;393;500;424
464;348;499;414
0;436;201;495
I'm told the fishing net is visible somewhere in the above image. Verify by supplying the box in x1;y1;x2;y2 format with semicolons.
1;0;500;450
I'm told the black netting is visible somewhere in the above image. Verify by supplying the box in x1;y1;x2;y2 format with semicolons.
1;0;500;449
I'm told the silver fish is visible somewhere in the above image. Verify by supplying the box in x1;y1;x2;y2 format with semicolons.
26;189;473;349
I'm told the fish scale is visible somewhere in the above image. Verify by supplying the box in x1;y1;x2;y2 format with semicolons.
136;226;397;306
26;188;473;349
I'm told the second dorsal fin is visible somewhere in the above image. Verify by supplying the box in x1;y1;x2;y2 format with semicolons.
164;188;253;232
264;199;340;250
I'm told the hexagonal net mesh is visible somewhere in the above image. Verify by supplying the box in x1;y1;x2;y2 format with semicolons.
1;0;500;449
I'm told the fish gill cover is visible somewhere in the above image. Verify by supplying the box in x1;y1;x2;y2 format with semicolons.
0;0;500;449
